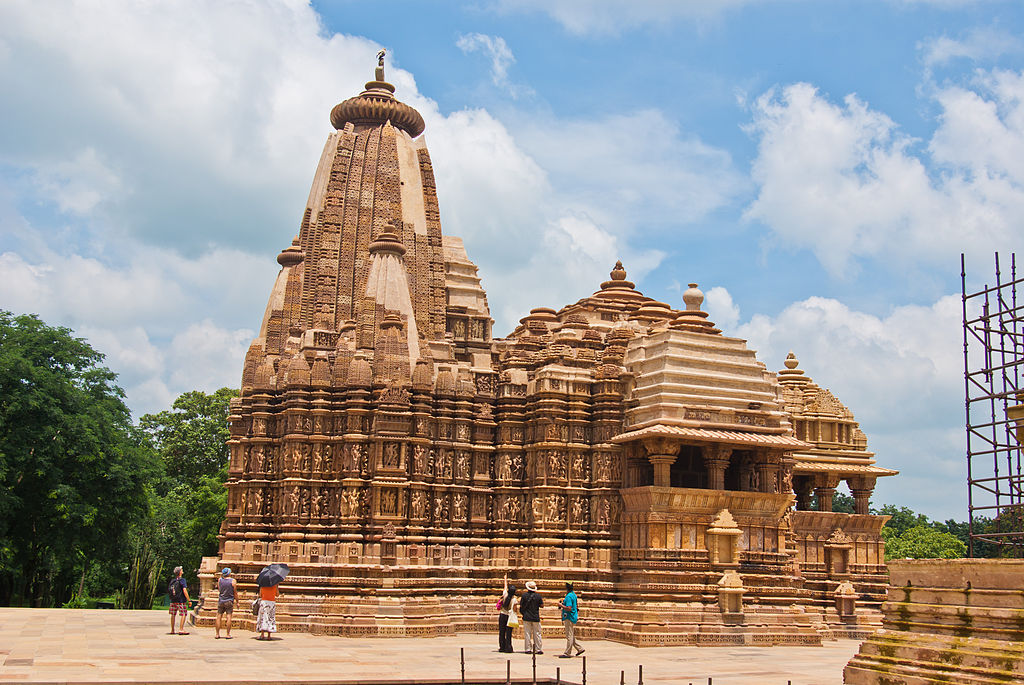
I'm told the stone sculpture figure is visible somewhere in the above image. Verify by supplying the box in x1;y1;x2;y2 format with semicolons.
381;489;397;516
453;492;466;520
288;487;300;517
383;442;401;469
413;445;427;474
456;451;469;479
571;496;585;524
412;490;426;518
572;452;585;481
509;496;521;523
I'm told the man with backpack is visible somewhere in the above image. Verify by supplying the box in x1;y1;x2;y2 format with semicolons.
168;566;191;635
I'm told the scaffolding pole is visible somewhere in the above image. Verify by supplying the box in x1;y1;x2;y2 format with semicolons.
962;252;1024;557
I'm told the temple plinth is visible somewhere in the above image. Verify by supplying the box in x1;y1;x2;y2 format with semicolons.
201;56;897;645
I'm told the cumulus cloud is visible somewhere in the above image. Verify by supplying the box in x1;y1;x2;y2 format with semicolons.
515;110;746;233
704;286;740;332
744;78;1024;275
0;243;268;415
736;294;964;518
0;0;745;408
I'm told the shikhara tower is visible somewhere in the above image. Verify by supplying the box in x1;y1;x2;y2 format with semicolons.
204;55;896;644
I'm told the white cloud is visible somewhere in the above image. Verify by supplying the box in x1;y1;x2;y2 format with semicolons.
705;286;740;332
2;0;725;405
516;110;746;231
0;242;272;415
736;294;964;518
456;33;530;98
920;27;1022;71
744;79;1024;276
166;320;255;393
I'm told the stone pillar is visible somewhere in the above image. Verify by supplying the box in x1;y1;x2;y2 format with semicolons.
849;476;876;515
643;437;679;487
702;445;731;490
794;476;814;511
815;475;841;512
757;451;778;493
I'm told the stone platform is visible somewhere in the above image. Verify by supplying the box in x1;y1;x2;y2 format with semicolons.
0;608;861;684
844;559;1024;684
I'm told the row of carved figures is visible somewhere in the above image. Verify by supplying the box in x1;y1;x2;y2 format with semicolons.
240;410;621;444
238;442;622;484
233;484;620;527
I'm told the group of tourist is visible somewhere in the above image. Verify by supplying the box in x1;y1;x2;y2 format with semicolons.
166;566;281;640
497;574;585;659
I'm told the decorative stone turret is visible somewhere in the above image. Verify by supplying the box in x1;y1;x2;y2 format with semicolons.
706;508;742;568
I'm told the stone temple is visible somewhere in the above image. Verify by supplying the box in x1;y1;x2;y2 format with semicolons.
201;56;898;645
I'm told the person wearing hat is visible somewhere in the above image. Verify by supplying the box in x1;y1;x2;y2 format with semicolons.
214;567;237;639
519;580;544;654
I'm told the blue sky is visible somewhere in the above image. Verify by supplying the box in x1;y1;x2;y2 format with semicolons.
1;0;1022;520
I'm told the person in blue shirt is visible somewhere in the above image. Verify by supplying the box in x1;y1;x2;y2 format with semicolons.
557;582;585;658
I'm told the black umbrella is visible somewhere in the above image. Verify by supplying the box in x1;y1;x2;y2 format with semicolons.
257;563;289;587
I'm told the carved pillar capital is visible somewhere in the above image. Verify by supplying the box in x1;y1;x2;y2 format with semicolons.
702;445;732;490
849;476;876;515
642;437;679;487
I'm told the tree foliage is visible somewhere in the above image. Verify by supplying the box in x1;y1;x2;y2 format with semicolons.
137;387;236;592
0;312;157;606
140;388;238;484
882;525;967;559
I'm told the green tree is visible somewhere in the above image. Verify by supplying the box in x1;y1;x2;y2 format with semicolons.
831;492;856;514
137;388;236;590
0;312;157;606
139;388;238;483
874;504;932;537
883;525;967;560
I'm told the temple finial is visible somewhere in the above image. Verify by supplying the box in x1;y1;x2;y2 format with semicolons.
376;49;386;81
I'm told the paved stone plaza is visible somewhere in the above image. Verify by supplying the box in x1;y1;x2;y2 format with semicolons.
0;609;860;684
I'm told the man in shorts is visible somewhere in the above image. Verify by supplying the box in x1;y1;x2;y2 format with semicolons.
215;567;237;639
168;566;191;635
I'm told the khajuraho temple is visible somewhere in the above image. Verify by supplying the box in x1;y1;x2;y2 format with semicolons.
200;54;898;646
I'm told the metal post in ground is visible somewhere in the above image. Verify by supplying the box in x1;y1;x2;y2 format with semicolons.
582;655;587;685
638;664;643;685
556;666;560;685
506;660;511;685
460;648;465;685
620;670;624;685
532;649;537;685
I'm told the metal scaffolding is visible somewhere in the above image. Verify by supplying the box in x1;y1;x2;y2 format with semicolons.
962;252;1024;557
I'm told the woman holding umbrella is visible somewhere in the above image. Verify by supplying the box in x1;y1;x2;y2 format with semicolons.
255;563;288;640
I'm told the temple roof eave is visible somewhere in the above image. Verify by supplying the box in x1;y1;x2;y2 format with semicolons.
611;423;811;450
792;460;899;478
